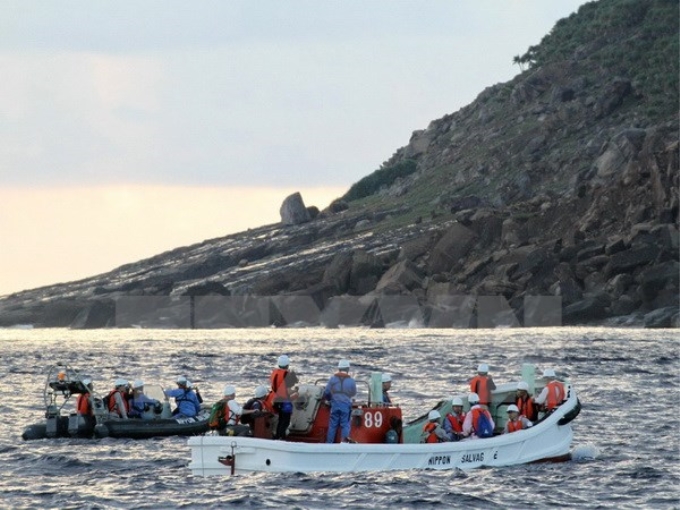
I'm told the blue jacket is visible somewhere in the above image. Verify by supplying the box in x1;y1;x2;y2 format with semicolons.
165;388;201;417
323;372;357;407
129;394;159;418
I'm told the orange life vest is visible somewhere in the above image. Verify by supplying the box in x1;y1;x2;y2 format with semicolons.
446;413;465;434
470;375;493;405
506;419;524;433
77;392;92;416
107;389;130;415
545;381;565;410
422;422;439;443
270;368;290;402
516;395;537;421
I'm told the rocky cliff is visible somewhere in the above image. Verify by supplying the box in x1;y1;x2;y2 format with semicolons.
1;0;678;329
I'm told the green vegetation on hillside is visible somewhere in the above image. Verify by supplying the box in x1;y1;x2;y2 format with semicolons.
518;0;678;118
342;159;417;202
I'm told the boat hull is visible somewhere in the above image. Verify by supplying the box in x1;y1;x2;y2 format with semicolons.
22;411;210;440
188;390;579;476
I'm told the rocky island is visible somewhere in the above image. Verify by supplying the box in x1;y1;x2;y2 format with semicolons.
1;0;677;329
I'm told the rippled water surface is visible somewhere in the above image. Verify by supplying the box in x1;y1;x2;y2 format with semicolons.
0;327;678;509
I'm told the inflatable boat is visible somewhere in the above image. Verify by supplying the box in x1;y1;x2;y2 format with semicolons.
22;363;210;440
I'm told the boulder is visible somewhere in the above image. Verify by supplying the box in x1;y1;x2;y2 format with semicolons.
348;250;384;295
70;300;116;329
280;192;311;225
375;259;424;293
428;223;478;274
501;218;528;247
323;252;353;293
562;294;611;324
643;307;679;328
604;245;658;278
636;261;680;303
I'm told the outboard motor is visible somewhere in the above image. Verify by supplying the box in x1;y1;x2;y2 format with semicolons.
45;404;60;438
68;412;85;436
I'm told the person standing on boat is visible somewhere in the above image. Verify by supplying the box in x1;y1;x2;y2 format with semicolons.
165;375;201;418
382;373;393;404
469;363;496;407
107;378;130;419
421;410;449;443
515;381;538;422
443;396;466;441
76;378;96;427
269;355;299;440
324;359;357;443
534;369;566;413
128;380;160;418
462;392;494;439
503;404;533;433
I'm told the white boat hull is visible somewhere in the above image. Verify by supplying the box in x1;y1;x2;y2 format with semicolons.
188;388;579;476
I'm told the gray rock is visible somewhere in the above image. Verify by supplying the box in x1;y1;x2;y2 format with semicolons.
644;307;679;328
428;223;478;274
375;259;424;293
280;192;312;225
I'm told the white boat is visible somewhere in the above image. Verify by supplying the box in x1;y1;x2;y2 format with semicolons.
188;365;581;476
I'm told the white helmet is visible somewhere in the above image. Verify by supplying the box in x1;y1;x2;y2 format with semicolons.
517;381;530;391
186;381;194;389
114;378;128;388
382;373;392;383
223;385;236;396
507;404;520;413
254;385;268;398
451;397;463;407
468;392;480;404
82;378;92;387
132;379;144;390
338;359;350;370
477;363;489;373
176;375;188;385
428;410;441;421
277;355;290;368
543;368;556;378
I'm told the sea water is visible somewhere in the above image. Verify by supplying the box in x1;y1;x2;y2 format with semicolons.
0;327;677;509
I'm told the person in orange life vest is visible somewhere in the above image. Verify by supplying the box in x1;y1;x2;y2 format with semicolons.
421;410;449;443
382;373;393;404
443;396;466;441
515;381;538;422
462;392;494;438
107;378;130;419
324;359;357;443
270;355;299;440
503;404;533;434
534;369;566;412
469;363;496;406
76;378;94;416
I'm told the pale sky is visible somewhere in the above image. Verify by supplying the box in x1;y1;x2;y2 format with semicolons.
0;1;589;296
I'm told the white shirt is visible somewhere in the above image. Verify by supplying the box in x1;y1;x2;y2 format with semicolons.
227;399;243;425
